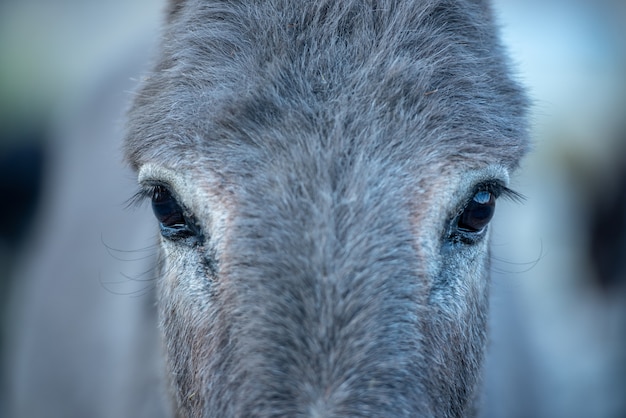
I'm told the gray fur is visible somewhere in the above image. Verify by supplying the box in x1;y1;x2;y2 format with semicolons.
125;1;529;417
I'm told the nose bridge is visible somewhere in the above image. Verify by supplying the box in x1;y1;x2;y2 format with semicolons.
225;168;429;412
251;144;423;291
233;153;418;296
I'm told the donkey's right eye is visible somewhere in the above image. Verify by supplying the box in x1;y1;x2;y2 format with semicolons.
150;185;197;240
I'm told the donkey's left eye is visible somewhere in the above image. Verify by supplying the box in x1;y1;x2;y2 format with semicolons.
151;185;197;240
457;191;495;233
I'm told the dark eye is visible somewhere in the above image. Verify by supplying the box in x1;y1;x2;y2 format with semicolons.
457;190;496;233
151;185;197;240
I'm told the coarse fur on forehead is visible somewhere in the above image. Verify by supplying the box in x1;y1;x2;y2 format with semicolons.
125;0;529;174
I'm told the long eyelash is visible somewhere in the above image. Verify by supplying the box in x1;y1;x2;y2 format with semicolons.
476;181;525;203
498;185;526;203
125;186;156;209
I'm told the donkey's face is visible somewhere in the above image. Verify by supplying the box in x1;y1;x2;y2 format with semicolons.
125;0;528;416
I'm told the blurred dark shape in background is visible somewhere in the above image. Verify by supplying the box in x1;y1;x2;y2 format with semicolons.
588;138;626;293
0;124;47;416
0;137;46;244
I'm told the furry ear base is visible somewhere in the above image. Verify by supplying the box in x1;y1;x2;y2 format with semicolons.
167;0;186;22
467;0;493;12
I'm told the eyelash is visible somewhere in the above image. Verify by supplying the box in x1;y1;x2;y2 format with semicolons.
475;181;524;203
126;183;166;208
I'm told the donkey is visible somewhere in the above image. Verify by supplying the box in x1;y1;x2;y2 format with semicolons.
125;0;529;416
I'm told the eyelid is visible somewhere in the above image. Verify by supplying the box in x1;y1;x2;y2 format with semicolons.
135;163;191;199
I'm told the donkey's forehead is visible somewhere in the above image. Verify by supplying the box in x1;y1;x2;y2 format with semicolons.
126;84;524;178
125;0;529;173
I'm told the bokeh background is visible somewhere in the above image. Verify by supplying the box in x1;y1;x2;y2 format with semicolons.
1;0;625;417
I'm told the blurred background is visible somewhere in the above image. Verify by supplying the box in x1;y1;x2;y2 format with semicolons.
0;0;624;417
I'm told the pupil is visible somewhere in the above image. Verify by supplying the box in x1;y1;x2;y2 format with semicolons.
458;191;495;232
151;186;186;227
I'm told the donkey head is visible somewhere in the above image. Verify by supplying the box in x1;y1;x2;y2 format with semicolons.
125;1;528;416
